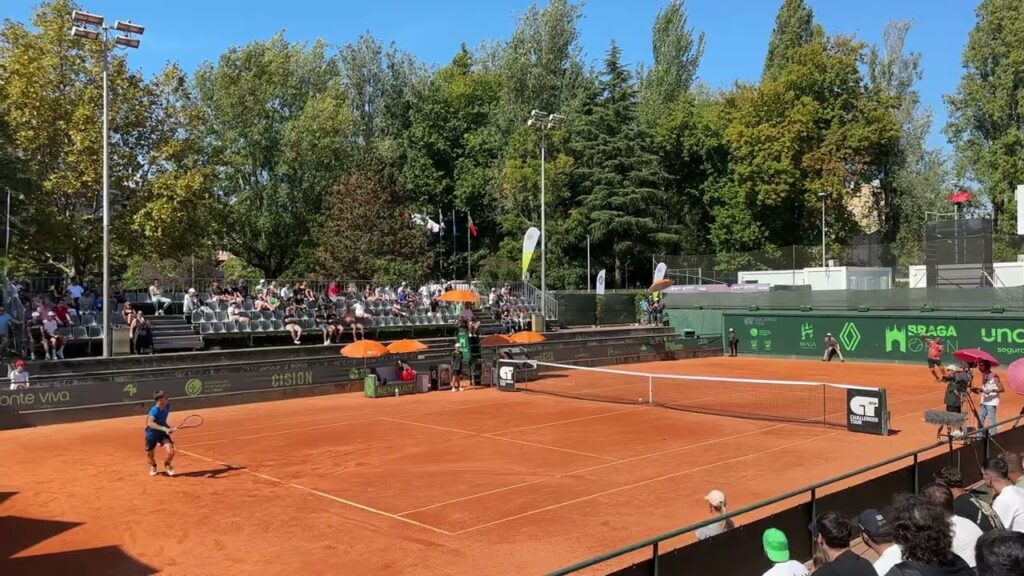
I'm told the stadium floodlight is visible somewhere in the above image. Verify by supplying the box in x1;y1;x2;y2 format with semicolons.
114;20;145;35
526;109;565;320
114;36;140;49
70;26;100;40
68;7;144;358
71;10;104;26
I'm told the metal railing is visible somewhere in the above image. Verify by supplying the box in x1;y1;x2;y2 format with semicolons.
546;417;1023;576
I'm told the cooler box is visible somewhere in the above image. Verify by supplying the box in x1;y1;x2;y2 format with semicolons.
415;373;431;393
363;374;379;397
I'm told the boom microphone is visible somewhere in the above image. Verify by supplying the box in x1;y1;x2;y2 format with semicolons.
925;410;966;427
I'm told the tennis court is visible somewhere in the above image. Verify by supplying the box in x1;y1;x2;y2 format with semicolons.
2;356;1018;575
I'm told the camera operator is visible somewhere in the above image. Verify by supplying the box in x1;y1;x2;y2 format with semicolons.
942;363;971;437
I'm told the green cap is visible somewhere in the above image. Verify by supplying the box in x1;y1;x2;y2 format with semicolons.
763;528;790;563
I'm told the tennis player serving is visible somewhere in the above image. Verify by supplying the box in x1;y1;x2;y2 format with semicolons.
145;390;176;477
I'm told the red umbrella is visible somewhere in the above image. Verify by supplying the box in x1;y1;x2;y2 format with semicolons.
953;348;999;367
1007;359;1024;395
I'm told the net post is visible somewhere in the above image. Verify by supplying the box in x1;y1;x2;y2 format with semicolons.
648;375;654;405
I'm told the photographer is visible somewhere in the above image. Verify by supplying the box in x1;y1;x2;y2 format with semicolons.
942;364;971;437
976;360;1004;433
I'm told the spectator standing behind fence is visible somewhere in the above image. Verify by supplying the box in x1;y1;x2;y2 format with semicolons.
922;483;982;568
934;466;1003;532
761;528;809;576
9;359;29;389
0;304;12;361
856;508;901;575
975;530;1024;576
884;493;973;576
148;280;171;316
809;511;874;576
984;457;1024;532
822;333;845;362
696;490;734;540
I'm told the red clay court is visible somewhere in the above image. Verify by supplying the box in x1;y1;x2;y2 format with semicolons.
2;356;1015;575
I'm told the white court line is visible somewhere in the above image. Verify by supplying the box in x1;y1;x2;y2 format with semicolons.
177;448;452;536
398;387;943;516
490;406;646;435
380;417;619;462
450;429;844;534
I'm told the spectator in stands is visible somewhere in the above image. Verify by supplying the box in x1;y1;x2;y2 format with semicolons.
885;493;973;576
132;311;154;355
327;281;341;304
316;311;336;345
351;301;367;340
518;309;530;332
459;305;480;337
209;280;227;302
809;511;874;576
761;528;809;576
111;277;125;304
398;360;416;382
34;295;51;319
9;359;29;389
975;530;1024;576
501;307;515;334
53;298;74;327
283;306;302;345
121;301;135;325
67;277;84;311
639;296;650;325
49;280;64;303
43;311;66;360
856;507;901;575
7;276;22;297
488;288;499;309
429;290;440;314
696;490;734;540
935;466;1003;532
822;333;845;362
26;311;47;360
266;291;281;311
0;305;13;361
227;302;249;327
183;289;201;321
984;457;1024;532
1001;452;1024;488
922;483;982;568
149;280;172;316
280;283;294;301
976;361;1005;433
390;299;407;318
501;283;510;300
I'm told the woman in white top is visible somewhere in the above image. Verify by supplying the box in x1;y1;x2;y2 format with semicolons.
977;360;1004;433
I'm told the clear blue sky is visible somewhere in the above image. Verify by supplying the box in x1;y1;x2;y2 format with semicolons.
5;0;976;150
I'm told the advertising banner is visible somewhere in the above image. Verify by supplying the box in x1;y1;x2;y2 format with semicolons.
596;269;606;295
653;262;667;283
522;227;541;280
846;387;888;435
722;312;1024;363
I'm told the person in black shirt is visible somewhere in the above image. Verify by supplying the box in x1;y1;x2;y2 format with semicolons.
934;466;1002;532
810;511;875;576
727;328;738;357
26;312;47;360
885;493;973;576
450;342;464;392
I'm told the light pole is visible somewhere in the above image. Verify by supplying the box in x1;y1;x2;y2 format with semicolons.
526;110;564;318
818;193;826;268
71;10;144;358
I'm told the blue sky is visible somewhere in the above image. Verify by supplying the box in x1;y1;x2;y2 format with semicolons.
5;0;977;149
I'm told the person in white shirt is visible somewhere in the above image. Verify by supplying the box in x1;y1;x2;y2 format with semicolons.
9;359;29;390
67;278;85;311
922;483;982;567
695;489;734;540
42;311;66;360
148;280;172;316
984;457;1024;532
761;528;808;576
975;360;1004;433
856;507;902;575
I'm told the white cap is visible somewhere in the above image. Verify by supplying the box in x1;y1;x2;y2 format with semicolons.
826;332;832;337
705;489;726;508
47;311;56;317
31;311;40;318
947;364;959;372
188;288;196;294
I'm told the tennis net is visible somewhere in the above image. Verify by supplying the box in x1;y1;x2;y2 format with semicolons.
510;360;883;428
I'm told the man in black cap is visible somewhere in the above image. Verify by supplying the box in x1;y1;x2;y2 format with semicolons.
810;511;875;576
857;507;902;575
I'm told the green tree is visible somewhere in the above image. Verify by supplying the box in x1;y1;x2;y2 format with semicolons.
945;0;1024;237
315;170;433;285
569;43;677;287
193;34;354;278
762;0;819;81
0;0;161;276
638;0;705;128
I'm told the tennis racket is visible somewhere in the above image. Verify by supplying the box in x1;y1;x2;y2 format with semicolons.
174;414;204;431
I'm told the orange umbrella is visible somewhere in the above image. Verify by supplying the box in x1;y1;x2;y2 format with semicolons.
510;331;546;344
649;278;674;292
480;334;512;347
438;289;479;303
386;339;429;354
340;340;389;359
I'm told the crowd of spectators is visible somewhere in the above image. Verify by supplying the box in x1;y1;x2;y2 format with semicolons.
700;453;1024;576
486;283;534;334
5;276;101;361
638;295;665;326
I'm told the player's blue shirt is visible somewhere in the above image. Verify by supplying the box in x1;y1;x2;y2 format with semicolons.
145;402;171;439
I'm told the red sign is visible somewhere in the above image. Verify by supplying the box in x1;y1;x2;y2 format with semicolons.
949;190;972;204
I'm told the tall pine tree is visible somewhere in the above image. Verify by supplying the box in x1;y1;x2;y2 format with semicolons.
762;0;818;81
638;0;705;128
570;43;677;287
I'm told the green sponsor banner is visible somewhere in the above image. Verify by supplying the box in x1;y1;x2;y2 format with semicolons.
723;312;1024;363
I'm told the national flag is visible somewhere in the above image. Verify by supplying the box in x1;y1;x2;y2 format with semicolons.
468;213;478;237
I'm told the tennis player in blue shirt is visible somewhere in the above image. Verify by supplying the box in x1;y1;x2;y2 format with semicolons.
145;391;176;476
